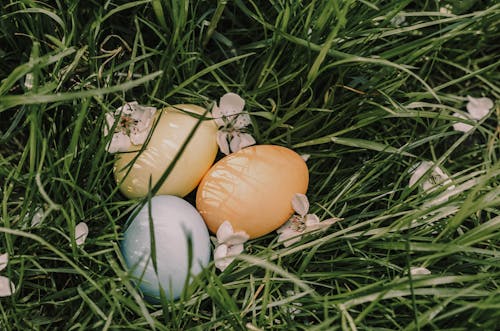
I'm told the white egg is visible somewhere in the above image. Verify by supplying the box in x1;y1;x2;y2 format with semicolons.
121;195;211;301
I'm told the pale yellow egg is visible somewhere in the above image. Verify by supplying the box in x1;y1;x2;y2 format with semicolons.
114;104;218;199
196;145;309;239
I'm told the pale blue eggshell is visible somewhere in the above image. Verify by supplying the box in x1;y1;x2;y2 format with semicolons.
121;195;211;301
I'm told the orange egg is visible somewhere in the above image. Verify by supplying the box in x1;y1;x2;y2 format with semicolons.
114;104;218;199
196;145;309;239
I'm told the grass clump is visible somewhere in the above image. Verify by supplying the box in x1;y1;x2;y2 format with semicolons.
1;0;499;330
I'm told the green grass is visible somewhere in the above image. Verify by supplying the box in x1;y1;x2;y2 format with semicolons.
1;0;499;329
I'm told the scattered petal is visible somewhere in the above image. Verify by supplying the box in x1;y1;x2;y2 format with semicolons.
409;266;431;275
277;226;303;247
29;207;45;227
466;96;493;120
304;214;320;228
233;113;252;130
300;154;310;162
227;243;245;256
0;253;8;271
216;221;234;243
452;112;474;132
409;161;451;192
229;132;256;154
106;132;132;153
291;193;309;217
24;72;34;90
214;244;228;261
75;222;89;246
214;221;249;271
219;93;245;118
216;131;231;155
217;221;249;246
211;104;226;127
0;276;15;297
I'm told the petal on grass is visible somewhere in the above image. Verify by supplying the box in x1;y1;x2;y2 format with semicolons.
410;266;431;275
224;232;249;246
291;193;309;216
227;243;244;256
0;253;8;271
229;132;255;153
214;245;232;272
30;207;44;227
233;113;252;129
217;131;230;155
75;222;89;246
219;92;245;117
0;276;15;297
216;221;234;243
211;104;226;127
466;96;493;120
409;161;432;188
452;112;474;132
106;133;131;153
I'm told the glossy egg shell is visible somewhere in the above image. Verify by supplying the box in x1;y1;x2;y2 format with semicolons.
196;145;309;239
121;195;211;301
114;104;218;199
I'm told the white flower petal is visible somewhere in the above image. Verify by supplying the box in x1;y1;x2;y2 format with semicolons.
300;154;310;162
106;133;132;153
24;72;34;90
30;207;44;227
422;165;451;192
224;232;249;246
214;245;233;272
229;132;255;153
0;276;15;297
116;102;137;115
219;92;245;117
304;214;320;227
277;229;303;247
237;132;256;149
466;96;493;120
75;222;89;246
291;193;309;217
129;104;156;123
211;105;226;127
276;220;292;234
305;214;336;233
452;112;474;132
129;129;149;145
216;221;234;243
217;131;230;155
0;253;8;271
409;161;432;188
409;266;431;275
104;112;115;136
227;243;244;256
228;132;242;153
409;161;451;192
233;113;252;129
214;244;228;261
390;14;406;27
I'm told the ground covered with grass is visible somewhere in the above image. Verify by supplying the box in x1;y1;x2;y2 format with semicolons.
1;0;500;330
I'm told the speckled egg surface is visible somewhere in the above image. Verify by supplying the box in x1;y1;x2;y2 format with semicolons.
114;104;218;199
121;195;211;301
196;145;309;239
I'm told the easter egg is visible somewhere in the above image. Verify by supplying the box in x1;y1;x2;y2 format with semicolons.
196;145;309;239
114;104;218;199
121;195;211;301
